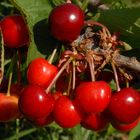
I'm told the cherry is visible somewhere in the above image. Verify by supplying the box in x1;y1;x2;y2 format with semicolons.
27;58;58;88
53;95;82;128
111;117;139;132
81;112;109;131
0;15;29;48
55;73;81;93
0;93;20;122
48;3;84;42
75;81;111;114
18;85;55;120
10;83;24;97
108;87;140;124
97;71;113;83
32;114;54;127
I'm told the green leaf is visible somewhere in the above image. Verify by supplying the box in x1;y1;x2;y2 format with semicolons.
128;123;140;140
10;0;57;65
98;7;140;48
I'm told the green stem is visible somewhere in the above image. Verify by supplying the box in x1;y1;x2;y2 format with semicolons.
16;119;20;140
7;73;12;96
48;48;57;64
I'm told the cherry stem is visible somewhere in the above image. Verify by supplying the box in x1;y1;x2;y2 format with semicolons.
111;62;121;92
72;61;76;90
66;0;72;3
87;56;95;82
7;73;12;96
125;78;129;88
46;57;73;93
48;48;57;64
16;119;20;140
17;49;22;84
84;20;111;37
67;72;72;96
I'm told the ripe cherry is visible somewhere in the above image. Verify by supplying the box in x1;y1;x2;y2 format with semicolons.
18;85;55;120
75;81;111;114
0;93;21;122
108;88;140;124
81;112;109;131
53;95;82;128
111;117;139;132
10;83;24;97
32;114;54;127
0;15;29;48
27;58;58;88
48;3;84;42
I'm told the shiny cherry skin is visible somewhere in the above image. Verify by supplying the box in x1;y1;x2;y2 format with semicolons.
75;81;111;114
53;95;82;128
81;112;109;131
0;15;29;48
27;58;58;88
0;93;20;122
48;3;84;42
111;117;139;132
18;85;55;120
108;88;140;124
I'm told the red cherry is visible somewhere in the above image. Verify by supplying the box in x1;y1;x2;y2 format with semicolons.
75;81;111;114
18;85;55;120
55;74;69;93
97;71;113;83
0;94;20;122
111;117;139;132
10;83;24;97
0;15;29;48
108;88;140;124
81;113;109;131
32;114;54;127
27;58;58;88
53;95;82;128
48;3;84;42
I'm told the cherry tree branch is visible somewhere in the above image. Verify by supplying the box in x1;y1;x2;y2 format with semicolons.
113;54;140;73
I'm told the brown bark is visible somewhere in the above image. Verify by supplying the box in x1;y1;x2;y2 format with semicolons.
113;54;140;73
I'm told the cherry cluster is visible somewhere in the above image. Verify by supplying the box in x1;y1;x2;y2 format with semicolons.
0;2;140;133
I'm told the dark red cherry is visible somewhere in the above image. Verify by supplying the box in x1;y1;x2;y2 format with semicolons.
53;95;82;128
48;3;84;42
75;81;111;114
111;117;139;132
27;58;58;88
81;112;109;131
0;15;29;48
108;88;140;124
18;85;55;120
32;114;54;127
